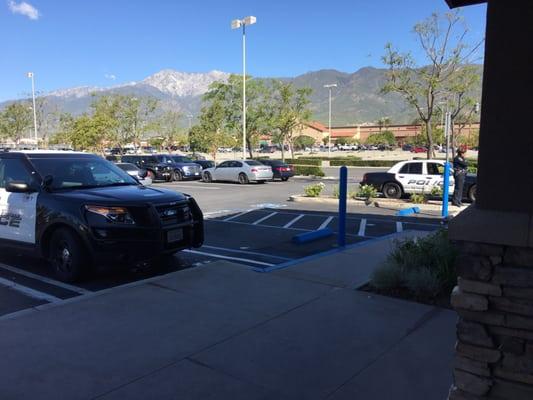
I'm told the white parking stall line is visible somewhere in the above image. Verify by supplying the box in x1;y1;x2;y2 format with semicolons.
252;212;278;225
318;216;334;230
283;214;305;228
0;262;91;295
223;210;252;222
170;185;220;190
0;277;62;303
183;250;275;267
202;245;292;261
358;219;367;237
396;222;404;232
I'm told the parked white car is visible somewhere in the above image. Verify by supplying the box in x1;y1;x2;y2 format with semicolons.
202;160;273;184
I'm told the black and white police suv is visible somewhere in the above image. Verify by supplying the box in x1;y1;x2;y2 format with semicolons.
360;159;477;202
0;150;204;282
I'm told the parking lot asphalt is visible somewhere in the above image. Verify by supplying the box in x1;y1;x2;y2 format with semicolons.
0;173;444;319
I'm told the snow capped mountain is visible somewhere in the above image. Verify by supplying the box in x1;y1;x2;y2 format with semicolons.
48;86;108;99
46;70;230;99
142;69;230;97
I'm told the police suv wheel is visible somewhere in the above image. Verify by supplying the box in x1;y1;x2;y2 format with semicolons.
173;170;183;181
383;182;402;199
49;228;88;282
468;185;477;202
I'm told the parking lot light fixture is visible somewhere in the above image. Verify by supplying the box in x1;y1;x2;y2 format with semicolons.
231;16;257;160
324;84;337;158
27;72;38;148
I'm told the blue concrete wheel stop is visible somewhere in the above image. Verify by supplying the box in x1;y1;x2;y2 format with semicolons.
396;207;421;216
292;228;334;244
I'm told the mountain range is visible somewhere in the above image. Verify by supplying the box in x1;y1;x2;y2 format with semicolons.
1;66;483;127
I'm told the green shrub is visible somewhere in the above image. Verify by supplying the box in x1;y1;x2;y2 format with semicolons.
286;158;321;166
330;159;398;167
410;193;428;204
304;182;325;197
357;184;378;200
430;186;443;198
370;229;458;299
293;165;325;176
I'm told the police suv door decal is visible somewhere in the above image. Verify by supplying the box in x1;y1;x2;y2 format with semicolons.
0;189;38;244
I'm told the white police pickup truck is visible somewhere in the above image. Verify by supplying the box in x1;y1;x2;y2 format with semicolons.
360;159;477;201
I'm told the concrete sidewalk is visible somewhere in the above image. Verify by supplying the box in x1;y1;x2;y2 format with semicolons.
0;232;455;400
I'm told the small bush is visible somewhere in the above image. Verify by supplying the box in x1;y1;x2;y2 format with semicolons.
293;165;325;176
357;184;379;200
333;185;340;199
410;193;428;204
304;182;325;197
430;186;443;198
370;229;458;300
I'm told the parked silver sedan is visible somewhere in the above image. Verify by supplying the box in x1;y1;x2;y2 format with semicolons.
202;160;273;184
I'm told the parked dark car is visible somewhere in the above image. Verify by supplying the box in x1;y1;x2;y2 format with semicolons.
402;144;413;151
193;160;216;170
122;154;202;181
121;155;172;181
0;151;204;282
257;159;295;181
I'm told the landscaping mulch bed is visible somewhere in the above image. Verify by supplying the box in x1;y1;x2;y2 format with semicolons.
358;283;452;309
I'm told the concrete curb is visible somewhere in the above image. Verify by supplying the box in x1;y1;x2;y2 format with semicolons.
288;194;469;212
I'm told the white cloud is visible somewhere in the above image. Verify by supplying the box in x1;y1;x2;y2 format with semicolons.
8;1;40;20
104;74;117;81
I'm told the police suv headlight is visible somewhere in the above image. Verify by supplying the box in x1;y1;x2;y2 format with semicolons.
85;206;135;225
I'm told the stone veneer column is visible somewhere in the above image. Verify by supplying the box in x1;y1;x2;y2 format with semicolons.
446;1;533;399
448;241;533;399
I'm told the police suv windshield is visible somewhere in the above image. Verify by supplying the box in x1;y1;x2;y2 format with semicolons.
30;156;138;190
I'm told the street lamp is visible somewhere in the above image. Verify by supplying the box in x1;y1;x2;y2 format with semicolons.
324;83;337;158
27;72;38;148
231;16;257;160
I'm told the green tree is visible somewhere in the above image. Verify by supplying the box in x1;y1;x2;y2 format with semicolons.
270;81;312;160
293;135;316;150
153;111;187;151
366;130;396;146
381;10;483;159
0;102;33;146
203;74;272;158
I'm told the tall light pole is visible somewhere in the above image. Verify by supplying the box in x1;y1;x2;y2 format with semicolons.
324;83;337;158
27;72;38;148
231;16;256;160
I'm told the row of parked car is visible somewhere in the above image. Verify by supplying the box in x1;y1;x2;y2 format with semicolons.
112;154;295;185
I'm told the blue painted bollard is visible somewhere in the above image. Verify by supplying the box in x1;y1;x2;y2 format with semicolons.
292;228;334;244
396;207;421;216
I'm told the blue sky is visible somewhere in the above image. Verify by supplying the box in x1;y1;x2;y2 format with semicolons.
1;0;487;101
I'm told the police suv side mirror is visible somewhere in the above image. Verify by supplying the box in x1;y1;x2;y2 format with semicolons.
6;181;34;193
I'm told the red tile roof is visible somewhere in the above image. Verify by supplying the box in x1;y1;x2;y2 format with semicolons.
305;121;327;132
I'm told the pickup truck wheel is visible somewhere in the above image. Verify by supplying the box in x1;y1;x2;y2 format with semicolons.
203;172;212;183
383;182;402;199
281;177;289;182
173;170;183;181
468;184;477;202
238;173;249;184
49;228;88;282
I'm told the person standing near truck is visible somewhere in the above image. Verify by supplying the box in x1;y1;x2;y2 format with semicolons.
452;148;468;207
